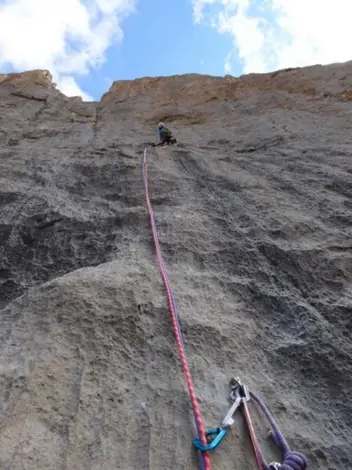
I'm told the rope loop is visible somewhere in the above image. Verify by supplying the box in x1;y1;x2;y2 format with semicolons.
280;450;308;470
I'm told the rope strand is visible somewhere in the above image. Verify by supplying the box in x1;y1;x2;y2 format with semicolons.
142;148;210;470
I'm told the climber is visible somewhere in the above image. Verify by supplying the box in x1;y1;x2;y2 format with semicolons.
152;122;177;146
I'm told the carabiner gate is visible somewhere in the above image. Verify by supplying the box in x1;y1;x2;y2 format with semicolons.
193;427;228;452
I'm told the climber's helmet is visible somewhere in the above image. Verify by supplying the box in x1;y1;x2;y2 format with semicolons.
158;122;165;129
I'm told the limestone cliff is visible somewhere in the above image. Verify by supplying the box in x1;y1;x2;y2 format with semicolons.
0;61;351;470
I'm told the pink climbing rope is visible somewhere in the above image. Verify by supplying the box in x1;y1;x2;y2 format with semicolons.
142;147;211;470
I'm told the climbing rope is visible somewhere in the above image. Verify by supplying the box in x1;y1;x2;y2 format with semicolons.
142;147;211;470
142;146;308;470
248;387;308;470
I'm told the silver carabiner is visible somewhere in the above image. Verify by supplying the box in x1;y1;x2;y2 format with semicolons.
221;395;242;427
230;376;250;402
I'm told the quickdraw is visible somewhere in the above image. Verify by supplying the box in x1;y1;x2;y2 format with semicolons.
194;377;308;470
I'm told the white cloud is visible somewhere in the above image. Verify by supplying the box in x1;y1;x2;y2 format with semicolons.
56;76;93;101
0;0;136;100
192;0;218;23
224;51;232;73
192;0;352;75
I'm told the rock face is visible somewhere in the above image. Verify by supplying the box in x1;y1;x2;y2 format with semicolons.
0;63;351;470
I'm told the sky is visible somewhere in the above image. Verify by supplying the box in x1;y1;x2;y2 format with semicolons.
0;0;351;101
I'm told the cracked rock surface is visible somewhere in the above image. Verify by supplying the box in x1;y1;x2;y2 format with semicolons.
0;63;351;469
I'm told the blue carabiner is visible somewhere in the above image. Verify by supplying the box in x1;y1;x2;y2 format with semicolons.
192;427;228;452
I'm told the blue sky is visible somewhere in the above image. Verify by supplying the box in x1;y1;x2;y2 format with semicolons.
0;0;351;101
79;0;236;99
